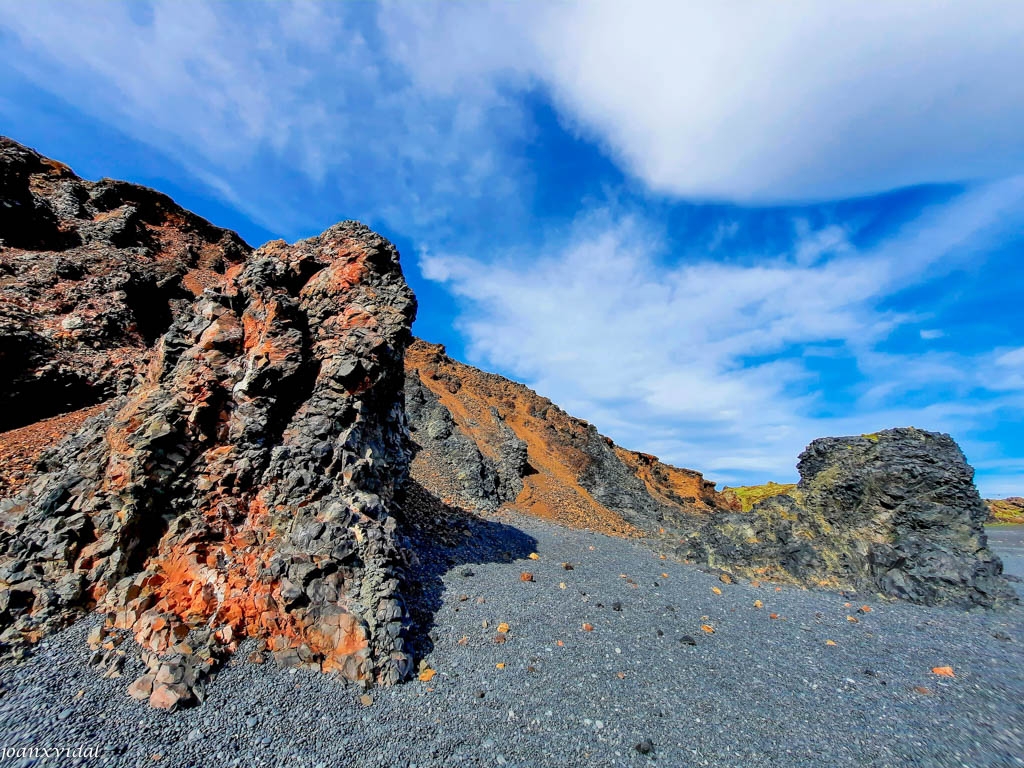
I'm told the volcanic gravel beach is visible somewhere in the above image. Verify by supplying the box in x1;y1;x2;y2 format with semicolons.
1;513;1021;768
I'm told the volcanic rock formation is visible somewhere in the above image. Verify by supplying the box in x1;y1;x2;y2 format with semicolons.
0;139;1015;719
405;340;726;538
676;429;1014;607
0;203;417;707
0;136;251;433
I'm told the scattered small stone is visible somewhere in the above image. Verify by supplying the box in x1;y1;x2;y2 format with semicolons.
635;739;654;755
680;635;697;646
461;568;475;577
612;601;622;612
562;563;574;570
520;572;534;582
359;695;373;707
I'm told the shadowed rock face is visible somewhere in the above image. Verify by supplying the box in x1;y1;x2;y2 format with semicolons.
0;137;252;431
683;429;1015;608
0;220;417;709
404;340;727;538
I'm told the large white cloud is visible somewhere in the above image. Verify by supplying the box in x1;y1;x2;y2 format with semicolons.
6;1;1023;209
384;0;1024;201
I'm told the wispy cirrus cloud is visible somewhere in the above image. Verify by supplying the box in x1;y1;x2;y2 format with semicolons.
0;0;531;235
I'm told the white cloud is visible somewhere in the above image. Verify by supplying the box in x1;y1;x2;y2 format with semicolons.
920;329;945;340
385;0;1024;201
7;1;1022;214
422;177;1024;495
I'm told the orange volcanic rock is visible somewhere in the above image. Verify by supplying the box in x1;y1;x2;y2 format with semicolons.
0;220;417;707
404;340;729;537
0;137;251;433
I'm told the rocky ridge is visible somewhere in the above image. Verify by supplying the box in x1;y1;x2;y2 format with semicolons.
987;497;1024;525
405;340;725;538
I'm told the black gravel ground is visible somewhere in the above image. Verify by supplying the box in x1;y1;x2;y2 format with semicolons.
1;513;1021;768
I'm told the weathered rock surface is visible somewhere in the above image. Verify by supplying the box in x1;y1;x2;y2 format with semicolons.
405;340;725;537
0;219;417;707
0;136;251;432
682;429;1015;608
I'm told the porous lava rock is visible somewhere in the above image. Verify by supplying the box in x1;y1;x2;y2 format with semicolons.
0;220;417;708
405;340;725;537
0;136;251;432
683;429;1015;607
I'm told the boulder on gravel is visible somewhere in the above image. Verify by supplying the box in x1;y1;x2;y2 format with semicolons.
684;428;1016;608
0;219;418;705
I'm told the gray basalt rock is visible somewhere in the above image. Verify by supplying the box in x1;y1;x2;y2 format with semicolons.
683;428;1016;608
0;220;418;706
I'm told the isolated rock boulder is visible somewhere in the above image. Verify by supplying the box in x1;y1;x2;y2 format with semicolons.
0;221;417;706
0;136;252;432
685;428;1015;607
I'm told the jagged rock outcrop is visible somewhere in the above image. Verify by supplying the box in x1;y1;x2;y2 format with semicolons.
405;340;725;537
0;136;252;433
0;220;417;708
683;429;1015;608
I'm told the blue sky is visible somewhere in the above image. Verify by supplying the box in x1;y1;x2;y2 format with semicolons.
2;1;1023;496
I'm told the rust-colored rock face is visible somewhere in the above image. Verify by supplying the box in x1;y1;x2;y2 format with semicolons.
0;217;417;708
0;137;252;432
405;340;728;537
